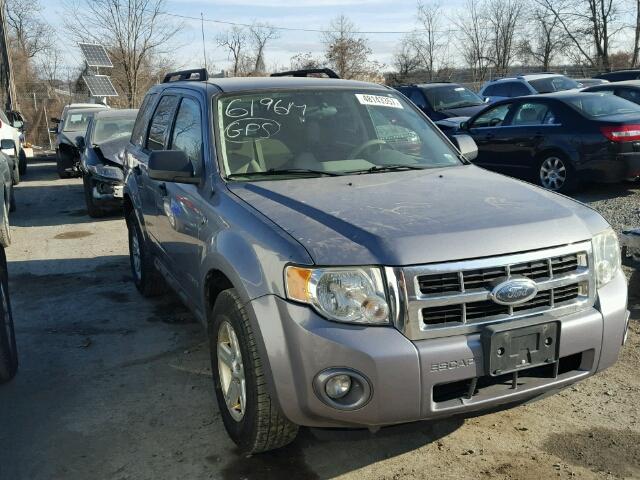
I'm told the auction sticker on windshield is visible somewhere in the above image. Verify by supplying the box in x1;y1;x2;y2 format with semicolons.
356;94;403;109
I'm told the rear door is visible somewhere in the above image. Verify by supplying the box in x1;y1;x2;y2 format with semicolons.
495;100;563;177
153;93;207;300
466;102;515;169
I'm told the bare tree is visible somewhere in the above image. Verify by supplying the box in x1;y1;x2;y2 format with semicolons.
391;36;422;82
536;0;622;71
249;22;279;74
5;0;51;58
63;0;181;107
411;1;446;80
290;52;322;70
322;15;376;80
485;0;524;77
453;0;492;83
217;26;250;76
518;8;568;69
632;0;640;67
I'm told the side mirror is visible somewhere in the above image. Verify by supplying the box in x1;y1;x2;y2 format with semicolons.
50;117;61;124
460;121;469;131
451;134;478;162
0;139;15;152
75;136;85;150
148;150;199;184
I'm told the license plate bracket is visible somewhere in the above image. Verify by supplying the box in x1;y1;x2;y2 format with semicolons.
482;321;560;377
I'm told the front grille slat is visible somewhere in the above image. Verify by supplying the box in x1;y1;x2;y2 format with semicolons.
416;251;588;330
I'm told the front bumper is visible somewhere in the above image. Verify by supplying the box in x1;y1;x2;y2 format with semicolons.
248;271;628;428
89;175;124;205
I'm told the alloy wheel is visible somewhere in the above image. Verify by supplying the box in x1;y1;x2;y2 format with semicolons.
217;320;246;422
130;228;141;280
539;156;567;191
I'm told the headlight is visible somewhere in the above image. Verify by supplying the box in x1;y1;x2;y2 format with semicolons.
285;266;389;324
592;228;621;288
88;164;124;181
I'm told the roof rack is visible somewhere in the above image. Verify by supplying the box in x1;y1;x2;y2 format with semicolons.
270;68;340;79
162;68;209;83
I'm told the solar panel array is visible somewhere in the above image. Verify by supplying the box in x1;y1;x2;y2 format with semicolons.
83;75;118;97
79;43;113;67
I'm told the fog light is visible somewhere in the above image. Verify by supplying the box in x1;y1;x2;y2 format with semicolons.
325;374;351;399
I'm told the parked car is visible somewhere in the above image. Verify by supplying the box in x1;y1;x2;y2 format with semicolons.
594;69;640;83
55;107;106;178
79;109;138;217
0;244;16;383
582;80;640;106
575;78;609;87
479;74;581;103
394;83;487;120
454;91;640;191
124;68;628;453
0;110;26;184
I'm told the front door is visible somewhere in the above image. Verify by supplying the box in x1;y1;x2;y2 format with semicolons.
467;102;515;170
153;94;208;302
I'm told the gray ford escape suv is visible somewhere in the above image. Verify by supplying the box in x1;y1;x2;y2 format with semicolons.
123;69;629;453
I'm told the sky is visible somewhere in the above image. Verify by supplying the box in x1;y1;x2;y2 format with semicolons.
42;0;467;74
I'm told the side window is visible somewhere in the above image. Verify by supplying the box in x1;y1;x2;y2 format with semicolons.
170;98;203;174
131;93;157;147
470;103;512;128
146;95;179;151
511;82;531;96
408;89;427;109
482;84;499;97
617;88;640;105
510;102;555;126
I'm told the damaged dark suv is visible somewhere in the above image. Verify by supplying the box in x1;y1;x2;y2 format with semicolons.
123;69;629;453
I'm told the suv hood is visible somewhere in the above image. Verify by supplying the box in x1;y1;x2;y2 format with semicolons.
228;165;608;266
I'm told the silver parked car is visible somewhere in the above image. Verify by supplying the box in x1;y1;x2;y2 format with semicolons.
123;69;629;453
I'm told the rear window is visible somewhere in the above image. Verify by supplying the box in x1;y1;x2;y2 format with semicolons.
568;93;640;117
63;112;94;132
528;76;579;93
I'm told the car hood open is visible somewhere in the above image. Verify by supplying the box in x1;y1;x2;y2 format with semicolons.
228;165;608;266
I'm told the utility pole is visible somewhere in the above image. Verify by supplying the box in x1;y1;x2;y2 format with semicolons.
0;0;16;112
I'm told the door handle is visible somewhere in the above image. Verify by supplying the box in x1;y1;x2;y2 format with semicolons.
158;183;167;196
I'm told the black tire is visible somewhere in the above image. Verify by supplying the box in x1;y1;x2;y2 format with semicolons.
83;175;105;218
0;247;16;383
18;149;26;176
537;153;578;193
11;151;19;186
126;210;166;297
9;183;15;213
0;193;11;247
56;154;71;179
210;289;298;453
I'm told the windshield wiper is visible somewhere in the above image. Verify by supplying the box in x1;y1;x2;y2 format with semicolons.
348;164;429;174
227;168;344;179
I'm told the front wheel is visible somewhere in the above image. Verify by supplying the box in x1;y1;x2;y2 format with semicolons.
210;289;298;453
18;149;26;176
83;175;105;218
538;154;577;193
126;210;166;297
0;248;17;382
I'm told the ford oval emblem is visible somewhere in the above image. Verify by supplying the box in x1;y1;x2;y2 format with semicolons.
490;277;538;305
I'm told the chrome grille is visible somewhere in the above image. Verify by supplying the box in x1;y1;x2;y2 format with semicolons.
387;242;595;340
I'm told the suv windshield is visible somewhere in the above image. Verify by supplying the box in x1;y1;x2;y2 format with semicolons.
63;111;95;132
216;89;461;179
568;92;640;117
528;76;579;93
93;115;136;144
423;85;484;111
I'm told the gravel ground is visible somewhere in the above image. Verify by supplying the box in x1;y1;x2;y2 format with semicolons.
0;159;638;480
